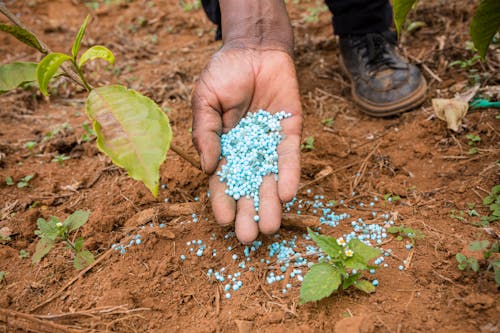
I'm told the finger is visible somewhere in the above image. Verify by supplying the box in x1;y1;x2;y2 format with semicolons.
258;175;282;235
277;114;302;202
209;160;236;226
191;80;222;175
235;197;259;244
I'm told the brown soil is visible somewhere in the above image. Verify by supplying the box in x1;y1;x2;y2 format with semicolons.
1;0;499;332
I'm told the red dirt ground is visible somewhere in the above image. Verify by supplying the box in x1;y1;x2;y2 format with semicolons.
0;0;499;332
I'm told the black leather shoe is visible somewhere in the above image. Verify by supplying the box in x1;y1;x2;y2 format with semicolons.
339;32;427;117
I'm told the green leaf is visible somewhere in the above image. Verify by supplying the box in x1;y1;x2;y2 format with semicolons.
348;239;381;263
78;45;115;68
354;279;376;293
0;23;45;52
307;228;342;259
85;85;172;197
63;210;90;233
5;176;14;186
32;238;54;264
470;0;500;60
483;195;494;205
492;185;500;195
387;226;400;234
72;15;90;60
36;217;59;241
74;249;94;270
299;263;341;304
37;53;72;96
342;273;360;289
456;253;467;263
495;266;500;285
393;0;419;36
469;240;489;251
74;237;85;251
345;255;368;270
469;258;479;272
0;62;37;94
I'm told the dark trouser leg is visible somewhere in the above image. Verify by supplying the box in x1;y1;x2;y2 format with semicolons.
324;0;393;37
201;0;222;40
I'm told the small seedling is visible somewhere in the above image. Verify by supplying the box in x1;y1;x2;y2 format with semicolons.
481;184;500;224
179;0;201;12
299;228;382;304
19;249;29;259
32;210;94;270
301;136;315;151
449;55;481;69
450;209;466;222
466;134;481;155
383;192;401;203
24;141;37;150
0;271;6;283
0;235;11;245
52;154;71;164
456;240;499;285
80;122;96;142
387;225;424;243
322;117;334;127
302;2;328;23
17;174;34;188
5;176;14;186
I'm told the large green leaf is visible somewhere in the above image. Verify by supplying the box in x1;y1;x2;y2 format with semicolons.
393;0;418;36
348;239;381;263
470;0;500;60
32;238;54;264
299;263;341;304
78;45;115;68
0;62;37;93
36;53;72;96
307;228;343;259
35;217;59;241
0;23;45;52
85;85;172;197
63;210;90;233
72;15;90;60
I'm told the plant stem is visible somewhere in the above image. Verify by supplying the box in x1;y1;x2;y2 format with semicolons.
64;239;77;252
72;61;92;92
170;143;201;170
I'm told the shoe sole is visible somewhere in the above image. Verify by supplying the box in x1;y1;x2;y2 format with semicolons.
338;56;427;117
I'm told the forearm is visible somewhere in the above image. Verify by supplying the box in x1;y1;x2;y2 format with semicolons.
219;0;294;55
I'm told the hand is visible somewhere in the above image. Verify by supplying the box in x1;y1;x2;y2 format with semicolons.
191;45;303;243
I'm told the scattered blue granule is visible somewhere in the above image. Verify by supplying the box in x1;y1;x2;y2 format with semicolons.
218;110;291;213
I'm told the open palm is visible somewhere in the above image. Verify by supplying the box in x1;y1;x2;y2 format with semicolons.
192;46;302;243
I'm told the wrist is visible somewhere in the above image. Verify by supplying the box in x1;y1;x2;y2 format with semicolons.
219;0;294;56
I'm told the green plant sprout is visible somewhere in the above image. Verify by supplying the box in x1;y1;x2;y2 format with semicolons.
450;209;466;222
52;154;71;164
299;228;381;304
387;225;424;243
0;234;11;245
449;55;481;69
321;117;334;127
5;176;14;186
0;6;178;197
24;140;37;150
481;184;500;224
19;249;29;259
466;133;481;155
42;123;72;142
393;0;499;60
179;0;201;12
32;210;94;270
17;174;34;188
80;122;96;142
302;1;328;23
456;240;499;285
383;192;401;203
0;271;6;283
301;136;315;151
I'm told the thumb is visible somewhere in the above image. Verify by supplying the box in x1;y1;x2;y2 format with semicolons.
191;83;222;175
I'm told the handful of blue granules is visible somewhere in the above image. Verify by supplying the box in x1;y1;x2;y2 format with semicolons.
217;109;291;220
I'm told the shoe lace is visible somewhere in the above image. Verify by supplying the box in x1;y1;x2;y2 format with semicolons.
353;32;399;72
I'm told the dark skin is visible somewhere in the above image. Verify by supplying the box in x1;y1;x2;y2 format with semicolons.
191;0;302;243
